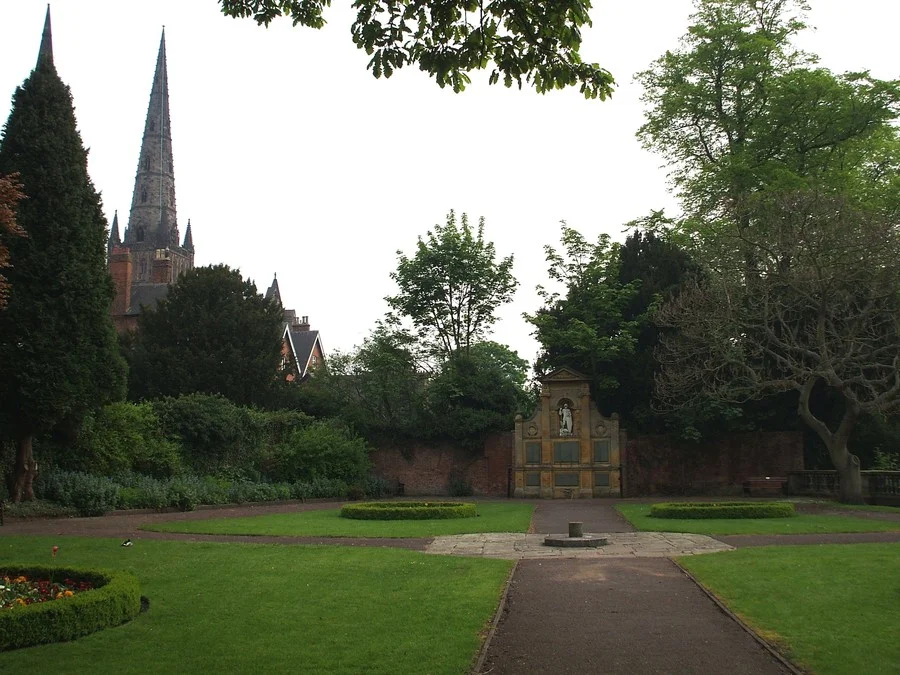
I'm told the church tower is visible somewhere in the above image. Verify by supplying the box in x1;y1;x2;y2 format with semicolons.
121;29;193;284
110;29;194;331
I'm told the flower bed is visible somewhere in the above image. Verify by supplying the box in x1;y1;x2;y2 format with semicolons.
0;566;141;651
1;573;94;609
341;501;477;520
649;501;795;519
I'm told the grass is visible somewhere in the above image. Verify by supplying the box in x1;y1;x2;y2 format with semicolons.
616;503;900;534
0;536;512;674
679;544;900;675
143;502;534;538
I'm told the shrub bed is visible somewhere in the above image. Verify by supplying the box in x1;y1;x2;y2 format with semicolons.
0;566;141;651
341;501;477;520
650;502;795;519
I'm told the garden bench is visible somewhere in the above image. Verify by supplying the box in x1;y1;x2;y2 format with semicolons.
743;476;787;497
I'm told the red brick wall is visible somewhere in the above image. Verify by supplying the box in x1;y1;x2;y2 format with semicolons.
622;431;804;497
370;433;513;497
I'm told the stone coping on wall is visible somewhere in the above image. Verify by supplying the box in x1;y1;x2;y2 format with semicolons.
424;532;733;559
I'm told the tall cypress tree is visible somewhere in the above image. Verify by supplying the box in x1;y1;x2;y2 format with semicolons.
0;14;126;501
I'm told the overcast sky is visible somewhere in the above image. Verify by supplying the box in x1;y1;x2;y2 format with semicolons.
1;1;897;366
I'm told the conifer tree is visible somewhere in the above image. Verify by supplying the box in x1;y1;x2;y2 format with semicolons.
0;27;126;501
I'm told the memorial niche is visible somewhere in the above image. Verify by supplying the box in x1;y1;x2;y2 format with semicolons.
513;367;621;498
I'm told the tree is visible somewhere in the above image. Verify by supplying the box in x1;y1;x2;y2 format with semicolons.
0;173;25;310
0;55;126;501
637;0;900;263
311;322;431;444
219;0;614;97
387;210;517;359
638;0;900;500
427;341;532;448
526;223;642;404
656;193;900;503
128;265;284;407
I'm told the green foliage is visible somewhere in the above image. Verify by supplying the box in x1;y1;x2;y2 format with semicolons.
388;211;517;359
0;500;77;520
341;501;476;520
650;501;795;519
527;224;643;400
0;566;141;652
128;265;284;407
219;0;614;98
427;345;531;447
35;471;120;517
69;402;181;478
268;420;371;485
0;43;126;477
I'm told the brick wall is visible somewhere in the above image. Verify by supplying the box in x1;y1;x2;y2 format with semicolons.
370;433;513;497
622;431;803;497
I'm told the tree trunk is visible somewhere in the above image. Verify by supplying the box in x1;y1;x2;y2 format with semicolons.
797;379;863;504
11;434;38;503
833;448;863;504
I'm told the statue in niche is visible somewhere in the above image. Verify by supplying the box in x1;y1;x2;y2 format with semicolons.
558;402;573;436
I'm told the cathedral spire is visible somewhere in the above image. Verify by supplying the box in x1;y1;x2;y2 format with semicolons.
124;28;178;251
36;5;54;70
108;210;121;256
182;218;193;251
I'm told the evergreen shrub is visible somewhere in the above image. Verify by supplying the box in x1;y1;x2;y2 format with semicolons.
0;566;141;651
341;501;477;520
650;502;795;519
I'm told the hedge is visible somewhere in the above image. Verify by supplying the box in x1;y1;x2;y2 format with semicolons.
341;501;477;520
0;566;142;651
649;502;796;519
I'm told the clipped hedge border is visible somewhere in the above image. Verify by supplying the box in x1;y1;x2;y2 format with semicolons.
649;502;796;519
0;566;142;651
341;501;477;520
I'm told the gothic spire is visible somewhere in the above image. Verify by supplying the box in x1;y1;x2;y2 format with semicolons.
182;218;193;251
36;5;54;71
108;210;121;256
123;28;178;250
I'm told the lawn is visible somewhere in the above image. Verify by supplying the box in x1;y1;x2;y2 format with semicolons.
616;503;900;535
142;502;535;537
0;536;512;674
679;544;900;675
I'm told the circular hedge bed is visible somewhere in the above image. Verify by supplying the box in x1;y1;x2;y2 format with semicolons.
0;566;142;651
341;501;477;520
649;502;795;519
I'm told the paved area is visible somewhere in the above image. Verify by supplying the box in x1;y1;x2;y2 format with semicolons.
426;531;733;559
480;558;789;675
529;498;636;533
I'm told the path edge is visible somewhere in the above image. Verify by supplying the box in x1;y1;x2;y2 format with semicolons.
670;558;807;675
471;559;518;674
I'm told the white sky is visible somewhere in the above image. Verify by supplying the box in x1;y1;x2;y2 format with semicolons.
1;1;897;366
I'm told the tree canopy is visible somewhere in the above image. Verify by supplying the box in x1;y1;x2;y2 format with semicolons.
128;265;284;407
387;210;517;360
0;58;126;501
219;0;614;97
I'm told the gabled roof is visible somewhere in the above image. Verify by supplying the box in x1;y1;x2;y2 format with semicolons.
284;328;324;379
538;366;590;383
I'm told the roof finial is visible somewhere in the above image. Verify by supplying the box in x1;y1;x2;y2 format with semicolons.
36;5;54;70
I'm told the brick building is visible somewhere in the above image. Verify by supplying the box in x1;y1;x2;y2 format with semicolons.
265;276;325;380
108;30;194;333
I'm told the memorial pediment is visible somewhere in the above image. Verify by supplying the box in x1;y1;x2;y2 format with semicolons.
538;367;590;383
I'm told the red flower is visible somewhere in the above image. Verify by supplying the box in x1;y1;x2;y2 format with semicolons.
51;546;59;558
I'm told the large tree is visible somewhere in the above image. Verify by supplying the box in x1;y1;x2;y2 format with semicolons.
0;54;126;501
656;193;900;503
638;0;900;500
220;0;614;97
637;0;900;265
128;265;284;407
0;173;25;310
387;210;517;359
